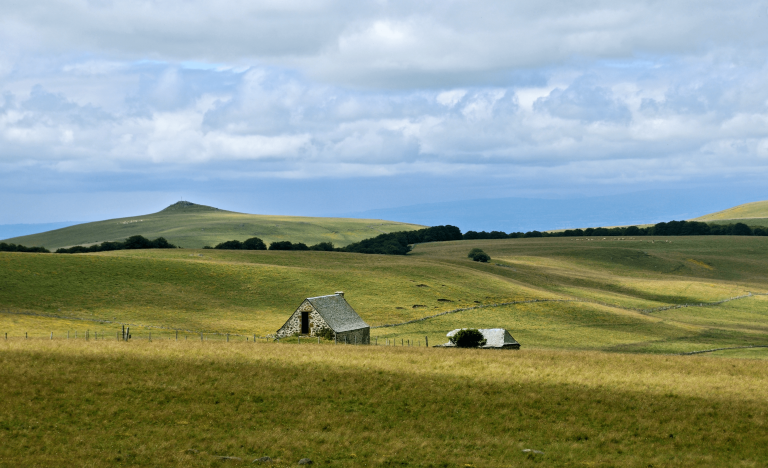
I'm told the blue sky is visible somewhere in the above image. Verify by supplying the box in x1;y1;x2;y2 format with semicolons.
2;1;768;225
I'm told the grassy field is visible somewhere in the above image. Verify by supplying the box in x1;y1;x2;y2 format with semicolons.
3;201;424;249
3;235;768;466
2;235;768;355
1;340;767;467
692;199;768;225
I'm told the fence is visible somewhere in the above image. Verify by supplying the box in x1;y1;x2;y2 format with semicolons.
2;328;431;347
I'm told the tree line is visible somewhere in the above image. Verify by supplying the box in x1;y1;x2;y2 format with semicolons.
2;220;766;256
207;225;464;255
55;235;176;254
465;220;768;239
0;243;50;253
204;237;336;251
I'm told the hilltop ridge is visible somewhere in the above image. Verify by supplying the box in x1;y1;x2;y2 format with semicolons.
3;201;424;249
158;201;228;214
693;200;768;221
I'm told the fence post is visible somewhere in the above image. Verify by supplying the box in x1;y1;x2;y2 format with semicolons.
317;336;320;344
176;330;178;341
201;332;203;342
26;332;28;340
227;333;229;343
298;335;300;344
355;335;357;345
375;338;378;345
253;334;256;342
425;336;428;347
335;334;337;345
127;327;130;340
50;332;53;340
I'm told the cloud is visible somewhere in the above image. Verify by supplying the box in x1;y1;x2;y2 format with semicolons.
2;1;768;88
1;0;768;214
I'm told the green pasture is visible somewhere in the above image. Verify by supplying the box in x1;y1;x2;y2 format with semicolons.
4;201;424;249
693;199;768;221
2;235;768;355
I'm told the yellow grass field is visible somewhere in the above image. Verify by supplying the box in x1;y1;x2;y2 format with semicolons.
1;340;767;467
693;199;768;221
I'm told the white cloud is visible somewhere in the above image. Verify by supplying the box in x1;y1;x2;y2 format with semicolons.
0;0;768;200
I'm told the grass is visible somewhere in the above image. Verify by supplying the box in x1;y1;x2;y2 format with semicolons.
1;340;767;467
693;199;768;222
3;235;768;465
3;201;424;249
2;235;768;355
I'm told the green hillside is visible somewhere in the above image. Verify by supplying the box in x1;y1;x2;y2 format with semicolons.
3;201;424;249
2;235;767;355
693;199;768;225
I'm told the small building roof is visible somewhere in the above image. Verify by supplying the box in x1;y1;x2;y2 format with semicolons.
444;328;520;348
306;294;369;333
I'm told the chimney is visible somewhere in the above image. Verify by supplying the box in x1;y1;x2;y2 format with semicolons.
335;291;344;297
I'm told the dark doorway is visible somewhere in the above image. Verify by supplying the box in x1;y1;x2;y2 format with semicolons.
301;312;309;334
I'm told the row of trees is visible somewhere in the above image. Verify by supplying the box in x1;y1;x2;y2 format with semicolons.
0;243;50;253
206;237;337;252
4;219;765;256
56;235;176;254
342;225;464;255
208;226;462;256
465;220;768;239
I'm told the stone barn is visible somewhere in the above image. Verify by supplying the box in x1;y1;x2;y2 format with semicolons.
276;292;370;344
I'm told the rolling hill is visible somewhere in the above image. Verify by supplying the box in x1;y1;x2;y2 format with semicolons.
2;201;424;249
2;235;767;356
692;199;768;225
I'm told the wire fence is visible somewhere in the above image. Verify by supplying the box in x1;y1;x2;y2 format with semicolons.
1;328;433;347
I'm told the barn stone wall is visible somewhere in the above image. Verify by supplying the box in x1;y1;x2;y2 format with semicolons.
276;301;330;338
335;327;370;345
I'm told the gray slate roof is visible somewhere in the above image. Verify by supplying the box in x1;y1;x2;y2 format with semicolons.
307;294;369;333
443;328;520;348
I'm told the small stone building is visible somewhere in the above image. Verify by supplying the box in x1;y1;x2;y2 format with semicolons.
276;292;370;344
441;328;520;349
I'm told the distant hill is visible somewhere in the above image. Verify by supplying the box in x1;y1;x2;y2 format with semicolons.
4;201;425;250
693;200;768;224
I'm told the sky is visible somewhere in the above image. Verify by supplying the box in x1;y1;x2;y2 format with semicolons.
2;1;768;226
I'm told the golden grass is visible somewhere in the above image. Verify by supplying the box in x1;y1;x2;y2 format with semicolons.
1;340;767;467
693;199;768;221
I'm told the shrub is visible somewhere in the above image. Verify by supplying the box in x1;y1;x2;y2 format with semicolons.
316;327;335;341
472;252;491;263
269;241;294;250
243;237;267;250
215;240;244;250
449;329;487;348
309;242;335;251
468;248;490;262
468;248;484;258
